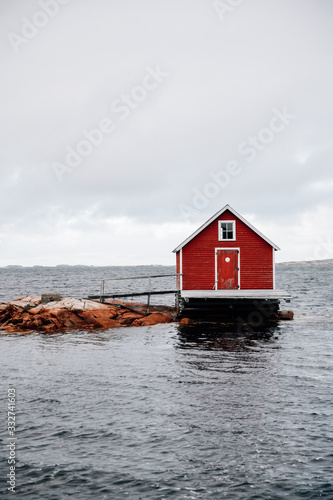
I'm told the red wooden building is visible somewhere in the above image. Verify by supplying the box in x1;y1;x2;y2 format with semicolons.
173;205;290;317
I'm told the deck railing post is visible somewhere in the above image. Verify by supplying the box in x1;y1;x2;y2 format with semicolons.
100;279;105;303
147;277;152;314
176;273;180;314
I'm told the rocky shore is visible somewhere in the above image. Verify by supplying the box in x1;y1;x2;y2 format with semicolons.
0;295;294;334
0;296;177;334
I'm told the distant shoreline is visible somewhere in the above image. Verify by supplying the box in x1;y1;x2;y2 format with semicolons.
1;260;333;269
277;259;333;266
0;264;174;269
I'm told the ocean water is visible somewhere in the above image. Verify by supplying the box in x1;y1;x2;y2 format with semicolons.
0;265;178;306
0;265;333;499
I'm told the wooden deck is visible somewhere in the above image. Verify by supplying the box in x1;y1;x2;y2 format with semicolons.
178;289;291;319
180;289;291;300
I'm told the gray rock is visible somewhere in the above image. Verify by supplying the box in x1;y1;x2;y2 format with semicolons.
41;293;62;304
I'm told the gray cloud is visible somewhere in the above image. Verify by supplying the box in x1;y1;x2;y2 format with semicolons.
1;0;333;265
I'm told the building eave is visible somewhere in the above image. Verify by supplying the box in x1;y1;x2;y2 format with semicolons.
172;204;280;253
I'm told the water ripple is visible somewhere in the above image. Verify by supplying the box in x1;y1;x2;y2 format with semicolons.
0;266;333;498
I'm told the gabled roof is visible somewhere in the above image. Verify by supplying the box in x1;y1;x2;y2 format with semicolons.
173;204;280;252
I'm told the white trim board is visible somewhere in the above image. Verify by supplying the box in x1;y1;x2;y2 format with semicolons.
273;246;276;290
180;248;183;290
181;289;292;300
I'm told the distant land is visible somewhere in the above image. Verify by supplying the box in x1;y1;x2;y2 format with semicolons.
2;260;333;269
1;264;166;269
278;258;333;266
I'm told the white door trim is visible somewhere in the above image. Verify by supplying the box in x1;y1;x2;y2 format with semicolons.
215;247;240;290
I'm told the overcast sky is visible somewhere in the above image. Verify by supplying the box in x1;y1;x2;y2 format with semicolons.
1;0;333;266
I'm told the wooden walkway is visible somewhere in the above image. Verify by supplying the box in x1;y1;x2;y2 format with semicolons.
88;290;177;300
180;289;292;300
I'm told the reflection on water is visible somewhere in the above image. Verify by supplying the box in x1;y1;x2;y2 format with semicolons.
177;322;280;352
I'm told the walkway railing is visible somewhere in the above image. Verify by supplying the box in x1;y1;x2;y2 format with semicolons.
89;274;182;313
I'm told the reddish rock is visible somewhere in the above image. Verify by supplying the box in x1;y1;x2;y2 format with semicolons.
95;318;119;329
278;310;294;320
0;311;12;324
20;312;32;323
49;316;62;329
42;323;57;332
118;311;145;325
28;306;45;315
7;308;23;325
75;309;118;329
38;311;57;324
28;317;43;329
132;312;172;327
98;306;119;319
91;309;119;322
1;324;18;334
77;310;98;325
7;296;41;310
0;303;7;313
62;311;88;329
0;296;176;333
92;311;121;328
91;316;119;329
49;308;71;323
179;317;195;326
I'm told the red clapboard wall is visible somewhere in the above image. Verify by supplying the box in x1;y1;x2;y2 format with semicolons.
175;207;277;290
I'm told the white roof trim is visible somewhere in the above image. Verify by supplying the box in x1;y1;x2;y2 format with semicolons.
173;205;280;252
